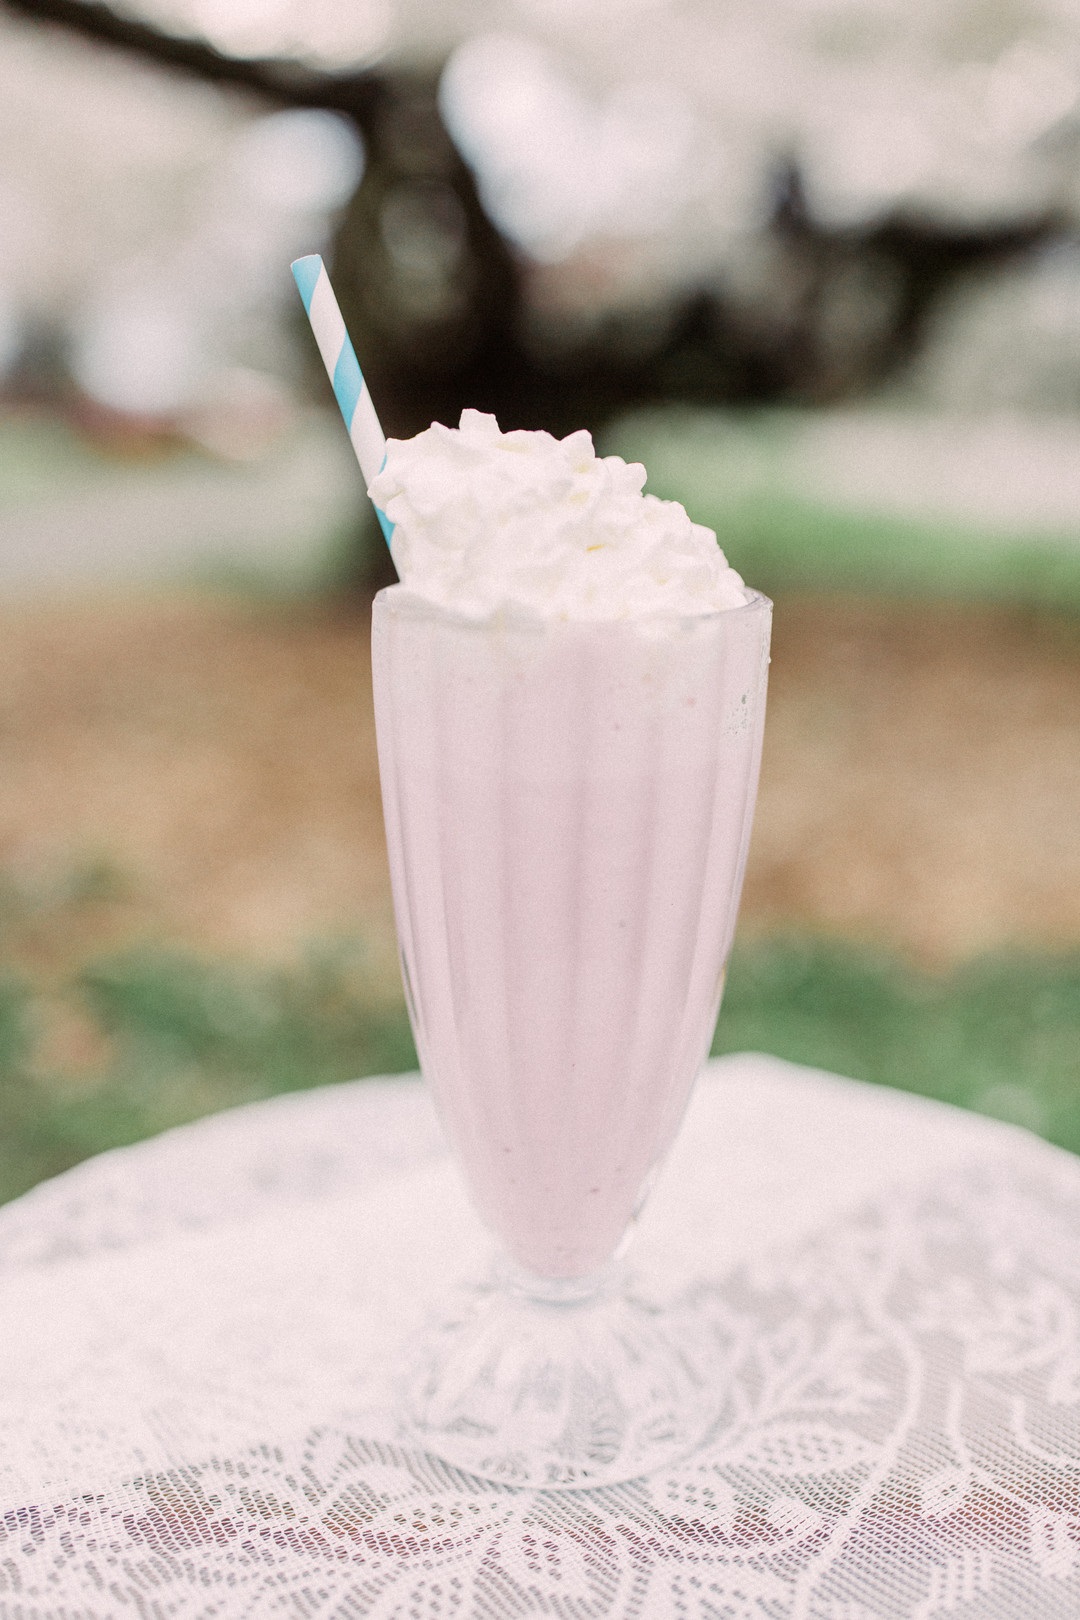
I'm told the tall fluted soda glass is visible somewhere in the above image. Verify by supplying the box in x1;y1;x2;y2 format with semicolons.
372;584;771;1486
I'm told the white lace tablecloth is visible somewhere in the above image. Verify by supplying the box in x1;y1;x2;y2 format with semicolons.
3;1053;1080;1619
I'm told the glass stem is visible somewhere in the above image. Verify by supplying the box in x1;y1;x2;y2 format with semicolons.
502;1258;619;1308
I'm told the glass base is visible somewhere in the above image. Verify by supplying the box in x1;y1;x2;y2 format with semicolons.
400;1266;719;1489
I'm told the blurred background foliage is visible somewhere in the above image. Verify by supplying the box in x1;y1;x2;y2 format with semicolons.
0;0;1078;1201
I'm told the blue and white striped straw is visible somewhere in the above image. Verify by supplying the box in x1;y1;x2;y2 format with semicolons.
291;254;396;556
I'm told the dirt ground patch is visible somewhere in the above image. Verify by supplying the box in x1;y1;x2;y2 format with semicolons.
747;596;1080;960
0;590;1077;980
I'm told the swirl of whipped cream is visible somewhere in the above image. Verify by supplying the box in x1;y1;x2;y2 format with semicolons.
367;410;748;619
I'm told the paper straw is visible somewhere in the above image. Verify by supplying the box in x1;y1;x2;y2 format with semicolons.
291;254;396;554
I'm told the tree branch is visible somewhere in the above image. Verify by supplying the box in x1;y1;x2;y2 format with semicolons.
0;0;387;125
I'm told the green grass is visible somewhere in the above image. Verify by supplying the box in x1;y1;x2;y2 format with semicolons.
605;410;1080;612
713;939;1080;1147
707;494;1080;612
0;414;121;507
0;942;418;1206
0;936;1077;1207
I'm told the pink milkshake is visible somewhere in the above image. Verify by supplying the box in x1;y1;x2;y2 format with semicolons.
368;410;770;1484
372;590;769;1279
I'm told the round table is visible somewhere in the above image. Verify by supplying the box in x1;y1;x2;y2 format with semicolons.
2;1053;1080;1618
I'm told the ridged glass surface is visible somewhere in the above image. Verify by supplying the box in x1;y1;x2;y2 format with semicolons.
373;589;771;1283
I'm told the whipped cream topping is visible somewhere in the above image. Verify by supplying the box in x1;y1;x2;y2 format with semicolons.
368;410;748;619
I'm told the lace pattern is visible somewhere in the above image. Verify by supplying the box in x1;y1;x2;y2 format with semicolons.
2;1056;1079;1618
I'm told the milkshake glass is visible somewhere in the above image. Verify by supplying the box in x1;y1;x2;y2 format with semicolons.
372;583;771;1486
